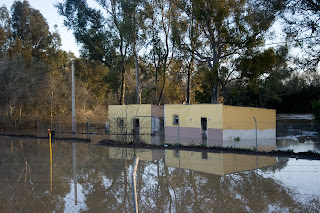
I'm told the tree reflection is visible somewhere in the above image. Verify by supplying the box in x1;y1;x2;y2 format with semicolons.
0;137;319;212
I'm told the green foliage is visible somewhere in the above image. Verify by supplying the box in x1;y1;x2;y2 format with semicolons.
2;0;320;129
0;1;108;128
10;1;54;61
280;0;320;70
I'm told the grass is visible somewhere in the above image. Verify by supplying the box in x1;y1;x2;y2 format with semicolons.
234;137;240;142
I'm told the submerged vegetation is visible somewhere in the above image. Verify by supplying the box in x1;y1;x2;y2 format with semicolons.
0;0;320;129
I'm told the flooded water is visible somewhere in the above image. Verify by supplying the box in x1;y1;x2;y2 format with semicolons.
277;114;320;153
0;136;319;212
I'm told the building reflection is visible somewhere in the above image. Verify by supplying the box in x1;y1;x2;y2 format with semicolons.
108;147;277;176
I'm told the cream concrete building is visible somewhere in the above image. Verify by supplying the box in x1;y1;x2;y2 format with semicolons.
108;104;164;135
165;104;276;148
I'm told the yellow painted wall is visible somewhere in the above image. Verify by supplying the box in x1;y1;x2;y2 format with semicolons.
222;105;276;130
165;150;277;176
108;104;152;134
165;104;223;129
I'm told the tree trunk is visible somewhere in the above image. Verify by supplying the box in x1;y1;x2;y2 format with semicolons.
211;82;219;104
134;45;141;104
220;80;228;104
157;1;170;105
119;35;126;105
133;5;141;104
154;65;158;104
210;65;220;104
120;59;125;105
157;66;166;105
186;55;194;104
187;69;191;104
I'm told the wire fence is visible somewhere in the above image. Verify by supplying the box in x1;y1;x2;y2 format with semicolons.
0;119;107;137
1;116;320;154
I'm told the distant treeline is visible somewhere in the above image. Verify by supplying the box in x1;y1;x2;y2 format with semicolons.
0;0;320;129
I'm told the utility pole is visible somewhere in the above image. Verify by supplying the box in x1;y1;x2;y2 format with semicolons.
72;61;76;133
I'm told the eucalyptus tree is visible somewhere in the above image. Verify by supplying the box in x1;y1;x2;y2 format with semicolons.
235;46;289;107
171;0;201;104
144;0;181;105
173;0;285;103
10;0;54;61
0;6;11;55
57;0;149;104
280;0;320;70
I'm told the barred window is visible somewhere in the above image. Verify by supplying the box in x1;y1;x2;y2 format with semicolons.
173;114;179;125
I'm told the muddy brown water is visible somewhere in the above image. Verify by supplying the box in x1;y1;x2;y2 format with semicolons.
0;136;319;212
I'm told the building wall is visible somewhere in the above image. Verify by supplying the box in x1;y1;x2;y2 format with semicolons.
164;104;223;140
222;105;276;140
108;104;152;134
164;104;276;144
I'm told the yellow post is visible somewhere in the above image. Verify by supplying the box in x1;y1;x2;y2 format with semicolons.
48;129;53;193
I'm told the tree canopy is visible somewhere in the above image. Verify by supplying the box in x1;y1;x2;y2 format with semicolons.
1;0;320;128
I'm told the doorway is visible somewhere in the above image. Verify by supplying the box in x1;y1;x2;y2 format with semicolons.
133;118;140;135
201;117;207;140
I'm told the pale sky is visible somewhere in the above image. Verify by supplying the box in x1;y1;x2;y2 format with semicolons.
2;0;81;57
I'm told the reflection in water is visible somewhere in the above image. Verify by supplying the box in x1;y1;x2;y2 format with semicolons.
73;143;77;205
109;134;277;152
277;138;320;153
0;136;319;212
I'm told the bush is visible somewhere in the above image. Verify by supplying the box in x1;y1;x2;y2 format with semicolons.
311;99;320;120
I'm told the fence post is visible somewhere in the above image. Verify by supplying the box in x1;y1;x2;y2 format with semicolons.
253;116;257;152
86;117;90;136
132;156;139;213
178;120;180;147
